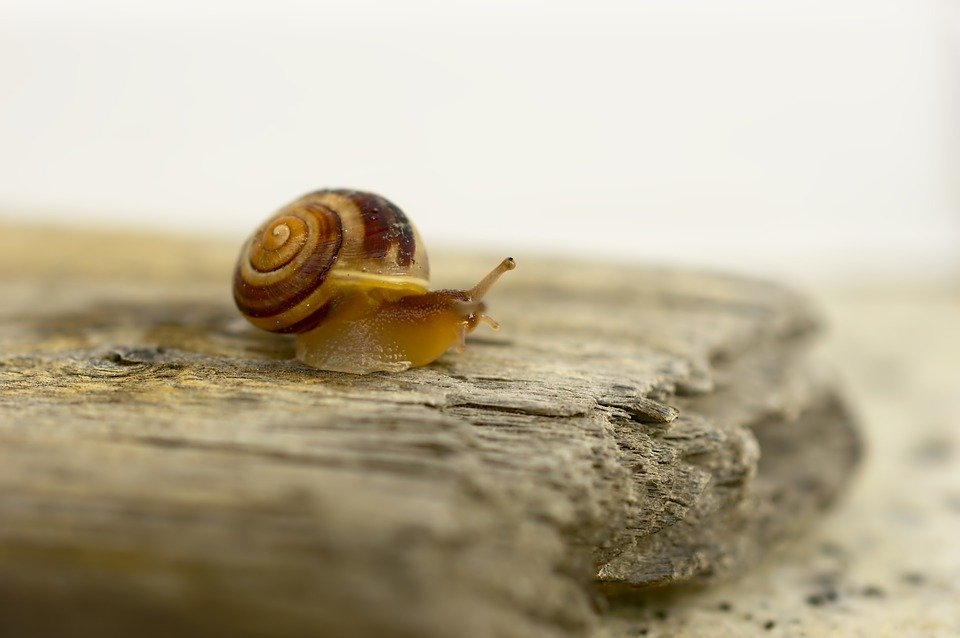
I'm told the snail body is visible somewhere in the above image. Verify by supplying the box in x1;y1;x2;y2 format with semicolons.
233;189;514;373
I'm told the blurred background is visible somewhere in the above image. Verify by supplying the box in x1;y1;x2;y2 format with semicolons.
1;0;957;284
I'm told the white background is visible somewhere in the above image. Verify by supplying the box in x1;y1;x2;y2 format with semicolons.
1;0;958;282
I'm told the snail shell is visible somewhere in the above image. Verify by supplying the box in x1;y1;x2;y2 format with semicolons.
234;189;429;334
233;189;514;374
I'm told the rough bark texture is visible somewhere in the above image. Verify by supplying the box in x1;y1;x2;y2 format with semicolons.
0;225;861;637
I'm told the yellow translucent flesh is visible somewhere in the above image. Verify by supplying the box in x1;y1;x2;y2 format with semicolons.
375;309;462;369
294;289;463;374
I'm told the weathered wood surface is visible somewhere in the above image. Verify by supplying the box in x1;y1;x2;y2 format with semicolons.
0;225;861;637
602;286;960;636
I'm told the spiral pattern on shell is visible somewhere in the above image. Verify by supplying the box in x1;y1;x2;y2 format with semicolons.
233;189;429;334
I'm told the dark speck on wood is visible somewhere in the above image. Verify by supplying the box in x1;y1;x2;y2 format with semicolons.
901;572;926;586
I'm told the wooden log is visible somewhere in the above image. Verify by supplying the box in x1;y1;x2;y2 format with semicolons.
0;225;861;637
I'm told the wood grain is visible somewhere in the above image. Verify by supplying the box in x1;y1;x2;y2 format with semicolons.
0;225;861;637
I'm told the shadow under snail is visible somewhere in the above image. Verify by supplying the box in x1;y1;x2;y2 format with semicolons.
233;189;515;374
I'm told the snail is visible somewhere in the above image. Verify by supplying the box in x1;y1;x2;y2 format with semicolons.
233;189;515;374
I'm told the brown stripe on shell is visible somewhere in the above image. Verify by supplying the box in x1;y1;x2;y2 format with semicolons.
233;202;343;322
325;189;417;267
272;300;332;334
